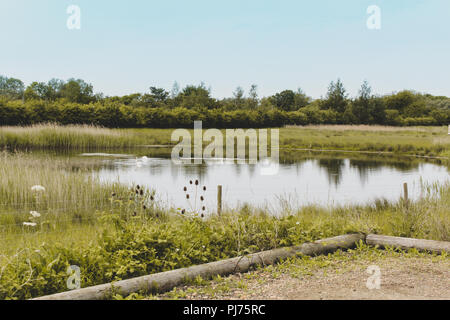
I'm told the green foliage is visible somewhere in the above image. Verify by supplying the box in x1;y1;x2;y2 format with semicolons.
1;180;448;300
1;75;449;128
0;76;24;100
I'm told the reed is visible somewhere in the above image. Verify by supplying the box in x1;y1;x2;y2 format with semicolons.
0;124;169;150
0;151;136;230
0;124;448;157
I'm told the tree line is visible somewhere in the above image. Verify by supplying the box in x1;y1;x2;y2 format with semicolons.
0;75;448;128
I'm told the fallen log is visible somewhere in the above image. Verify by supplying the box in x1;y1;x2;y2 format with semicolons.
32;233;365;300
366;234;450;254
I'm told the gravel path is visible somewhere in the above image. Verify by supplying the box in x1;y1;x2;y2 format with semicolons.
155;251;450;300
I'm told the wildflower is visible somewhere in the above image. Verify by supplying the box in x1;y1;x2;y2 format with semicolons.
186;194;190;199
30;211;41;218
203;186;206;191
189;180;193;185
143;205;147;210
202;206;206;211
195;180;199;185
183;186;187;192
140;189;144;196
31;185;45;192
200;196;204;201
176;248;180;252
111;192;116;197
296;222;300;225
181;209;185;214
201;213;204;218
150;196;154;201
23;222;37;227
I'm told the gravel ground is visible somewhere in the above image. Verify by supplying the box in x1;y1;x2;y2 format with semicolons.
154;251;450;300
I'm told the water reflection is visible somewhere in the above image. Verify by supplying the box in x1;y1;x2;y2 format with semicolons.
92;150;449;212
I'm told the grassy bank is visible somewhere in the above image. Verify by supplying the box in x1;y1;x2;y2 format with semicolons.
0;124;449;157
0;177;448;299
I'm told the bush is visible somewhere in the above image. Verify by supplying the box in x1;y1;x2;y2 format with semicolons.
0;98;446;128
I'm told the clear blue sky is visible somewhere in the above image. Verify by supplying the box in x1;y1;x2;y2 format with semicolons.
1;0;449;98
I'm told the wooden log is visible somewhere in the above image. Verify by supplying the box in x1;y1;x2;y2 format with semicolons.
32;233;364;300
366;234;450;254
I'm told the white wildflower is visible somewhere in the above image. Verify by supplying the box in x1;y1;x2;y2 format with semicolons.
30;211;41;218
23;222;37;227
31;185;46;192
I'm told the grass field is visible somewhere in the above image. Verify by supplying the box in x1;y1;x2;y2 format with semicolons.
0;124;449;157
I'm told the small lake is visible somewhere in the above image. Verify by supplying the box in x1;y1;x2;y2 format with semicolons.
86;149;450;213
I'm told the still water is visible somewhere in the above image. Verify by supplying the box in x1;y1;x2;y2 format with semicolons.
89;149;450;213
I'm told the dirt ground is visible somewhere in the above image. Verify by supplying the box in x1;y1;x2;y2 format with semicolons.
155;253;450;300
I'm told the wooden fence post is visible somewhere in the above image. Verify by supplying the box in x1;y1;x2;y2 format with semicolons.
217;185;222;216
403;182;409;207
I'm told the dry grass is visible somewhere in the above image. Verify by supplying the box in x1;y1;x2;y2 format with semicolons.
285;125;444;133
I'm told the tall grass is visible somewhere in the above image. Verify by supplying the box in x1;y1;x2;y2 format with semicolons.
0;124;169;150
0;124;449;157
0;151;136;230
280;125;450;157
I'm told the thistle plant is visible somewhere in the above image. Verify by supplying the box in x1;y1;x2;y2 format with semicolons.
110;185;157;220
179;179;207;218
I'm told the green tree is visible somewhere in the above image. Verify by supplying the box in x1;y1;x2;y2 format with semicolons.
24;82;48;101
60;79;95;104
149;87;169;102
321;79;348;114
294;88;310;109
352;80;372;123
248;84;259;109
270;90;296;111
384;90;417;112
179;83;215;109
0;76;24;100
233;86;245;108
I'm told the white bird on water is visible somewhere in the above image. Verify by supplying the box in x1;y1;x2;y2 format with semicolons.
135;156;150;167
31;185;46;192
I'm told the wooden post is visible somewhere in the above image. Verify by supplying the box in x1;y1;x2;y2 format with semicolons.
217;185;222;216
403;182;409;207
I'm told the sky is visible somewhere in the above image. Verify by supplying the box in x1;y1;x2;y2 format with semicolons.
1;0;449;99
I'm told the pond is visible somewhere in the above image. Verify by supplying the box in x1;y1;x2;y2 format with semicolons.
84;149;450;213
